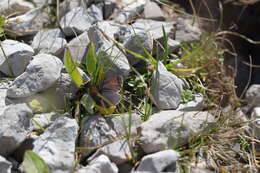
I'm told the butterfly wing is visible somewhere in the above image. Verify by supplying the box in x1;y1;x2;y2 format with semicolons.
100;75;123;107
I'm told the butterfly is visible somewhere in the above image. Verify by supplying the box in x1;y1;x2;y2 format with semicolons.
90;75;123;115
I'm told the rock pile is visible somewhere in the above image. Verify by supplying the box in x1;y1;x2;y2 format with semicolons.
0;0;220;173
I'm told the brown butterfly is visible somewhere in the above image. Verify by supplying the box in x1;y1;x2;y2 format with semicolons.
90;75;123;108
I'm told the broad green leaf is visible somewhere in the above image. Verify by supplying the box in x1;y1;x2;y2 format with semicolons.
86;41;97;77
64;48;84;87
80;93;95;114
22;151;50;173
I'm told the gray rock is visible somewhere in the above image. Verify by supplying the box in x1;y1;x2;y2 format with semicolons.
5;7;50;37
88;139;132;164
130;19;175;40
31;112;59;131
88;25;130;78
94;21;131;42
0;104;33;156
7;54;63;98
33;116;79;173
79;115;118;158
76;155;118;173
143;0;165;21
67;31;90;63
6;71;88;113
134;150;180;173
0;40;34;77
0;88;7;115
250;108;260;143
191;168;215;173
114;0;146;23
59;0;83;18
175;18;201;43
31;29;67;57
0;0;34;16
110;113;142;137
0;155;12;173
245;84;260;111
138;110;215;153
151;61;184;110
177;93;204;111
60;6;102;36
123;32;153;66
87;4;103;22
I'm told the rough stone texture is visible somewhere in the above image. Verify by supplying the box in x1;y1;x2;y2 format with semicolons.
79;115;118;158
114;0;146;23
130;19;175;40
151;61;184;110
0;155;12;173
60;6;102;36
123;32;153;65
67;31;90;63
88;25;130;78
88;139;132;164
143;0;165;21
31;112;59;131
6;71;88;113
87;4;103;22
0;40;34;77
138;110;215;153
134;150;180;173
177;93;204;111
5;7;50;37
250;107;260;145
110;113;142;137
7;54;63;98
245;84;260;111
0;0;34;16
0;104;33;156
59;0;82;18
0;87;8;115
31;29;67;57
175;18;202;43
94;21;128;42
33;116;79;173
76;155;118;173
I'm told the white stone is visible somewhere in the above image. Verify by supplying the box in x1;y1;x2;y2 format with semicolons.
88;25;130;77
151;61;184;110
0;104;33;156
31;29;66;56
0;40;34;77
114;0;146;23
33;116;79;173
67;31;90;63
76;155;118;173
177;93;204;111
135;150;180;173
88;140;132;164
138;110;215;153
0;0;34;16
60;6;102;36
7;54;63;98
5;7;50;37
0;155;12;173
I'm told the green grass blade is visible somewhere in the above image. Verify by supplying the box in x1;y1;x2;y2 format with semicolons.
64;47;84;87
22;151;50;173
86;41;97;77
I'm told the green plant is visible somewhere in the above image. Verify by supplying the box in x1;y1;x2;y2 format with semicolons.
0;15;5;37
181;89;195;104
21;151;50;173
